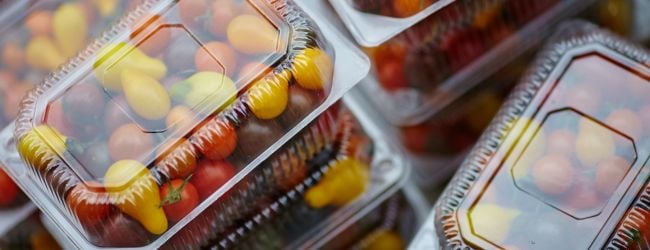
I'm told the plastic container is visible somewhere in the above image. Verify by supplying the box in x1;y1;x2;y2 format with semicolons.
304;184;429;250
328;0;453;47
0;0;370;248
0;0;137;130
409;209;439;249
435;21;650;249
1;210;61;250
359;0;595;126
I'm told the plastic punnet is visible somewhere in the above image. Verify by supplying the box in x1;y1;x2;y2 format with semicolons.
358;0;595;126
3;0;369;248
435;21;650;249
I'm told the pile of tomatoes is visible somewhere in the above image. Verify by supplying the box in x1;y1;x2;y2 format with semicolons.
371;0;559;94
0;0;145;128
16;0;334;247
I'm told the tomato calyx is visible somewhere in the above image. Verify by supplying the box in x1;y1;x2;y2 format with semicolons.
159;174;193;207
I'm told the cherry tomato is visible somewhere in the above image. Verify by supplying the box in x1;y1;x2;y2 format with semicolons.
532;154;575;195
195;120;237;160
606;109;642;139
565;85;601;114
46;101;73;137
377;60;407;92
547;129;576;157
393;0;430;17
104;96;133;133
0;168;18;206
99;212;153;247
4;83;32;121
209;0;239;38
2;42;25;71
563;177;601;212
62;83;106;124
190;160;236;200
130;15;171;56
178;0;207;26
108;123;154;161
194;41;237;74
66;182;110;226
160;178;199;223
595;156;629;197
25;10;53;36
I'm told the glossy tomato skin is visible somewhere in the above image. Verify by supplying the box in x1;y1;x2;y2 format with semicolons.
160;179;199;223
196;120;237;160
0;168;18;206
190;160;236;200
66;182;110;226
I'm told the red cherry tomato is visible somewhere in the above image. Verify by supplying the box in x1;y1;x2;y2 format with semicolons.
377;60;407;92
160;178;199;223
178;0;207;26
595;156;629;197
547;129;576;157
0;168;18;206
606;109;642;139
196;120;237;160
66;182;110;226
532;154;575;195
190;160;236;200
564;85;601;114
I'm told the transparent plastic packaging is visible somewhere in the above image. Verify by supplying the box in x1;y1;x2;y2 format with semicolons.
359;0;595;126
435;22;650;249
1;210;61;250
0;0;135;131
305;185;429;250
33;97;406;249
0;0;370;248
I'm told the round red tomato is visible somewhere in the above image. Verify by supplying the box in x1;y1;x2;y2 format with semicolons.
196;120;237;160
160;179;199;223
66;182;110;226
178;0;207;26
0;168;18;206
190;160;236;200
377;60;407;92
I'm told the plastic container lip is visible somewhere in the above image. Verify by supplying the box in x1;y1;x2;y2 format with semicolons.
329;0;454;47
2;0;370;248
361;0;596;126
435;22;650;249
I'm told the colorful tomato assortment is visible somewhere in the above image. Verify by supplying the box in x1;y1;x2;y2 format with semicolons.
435;24;650;249
12;0;341;247
368;0;559;97
0;0;139;129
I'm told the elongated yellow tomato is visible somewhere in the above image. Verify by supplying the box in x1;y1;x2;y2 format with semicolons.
18;125;67;170
94;43;167;91
292;48;333;90
104;160;168;235
25;36;66;71
53;3;87;57
305;158;369;208
122;69;171;120
227;15;279;54
247;71;290;119
170;72;237;114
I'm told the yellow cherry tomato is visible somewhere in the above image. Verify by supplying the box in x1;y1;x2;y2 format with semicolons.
53;3;88;58
247;71;290;119
18;125;67;170
576;118;615;167
121;69;171;120
104;160;168;235
364;230;404;250
292;48;333;90
94;43;167;92
305;158;369;208
469;204;520;243
170;71;237;114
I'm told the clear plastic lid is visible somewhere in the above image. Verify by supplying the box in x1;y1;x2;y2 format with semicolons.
4;0;370;248
360;0;596;125
0;0;133;130
349;0;436;18
435;22;650;249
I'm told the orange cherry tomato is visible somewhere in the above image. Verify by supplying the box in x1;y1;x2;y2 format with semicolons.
194;41;237;75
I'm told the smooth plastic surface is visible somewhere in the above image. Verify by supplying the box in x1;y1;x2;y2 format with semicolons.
0;0;131;130
435;22;650;249
2;0;370;248
360;0;595;126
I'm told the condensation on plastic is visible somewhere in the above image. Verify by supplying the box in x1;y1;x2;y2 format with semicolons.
329;0;453;47
305;184;429;250
1;0;370;248
0;0;130;130
434;22;650;249
359;0;596;126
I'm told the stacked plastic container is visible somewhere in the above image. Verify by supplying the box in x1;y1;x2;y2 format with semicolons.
330;0;597;189
1;210;61;250
304;184;429;250
435;22;650;249
0;0;427;249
